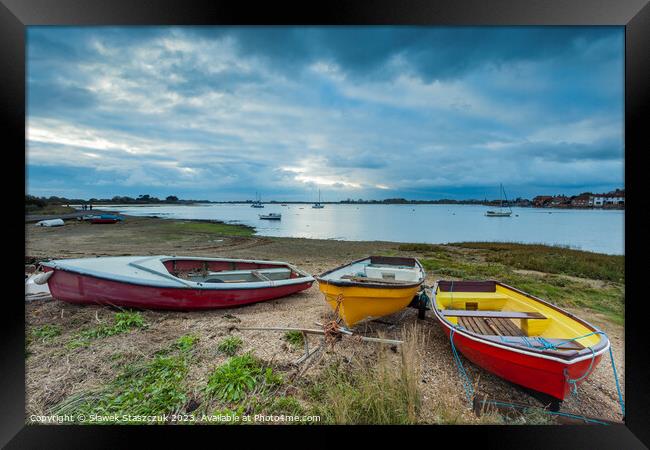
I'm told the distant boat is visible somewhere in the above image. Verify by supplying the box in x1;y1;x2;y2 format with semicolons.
251;192;264;208
312;189;325;209
486;184;512;217
259;213;281;220
39;255;314;310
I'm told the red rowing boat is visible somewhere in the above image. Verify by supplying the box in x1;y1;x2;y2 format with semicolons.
432;280;609;403
38;256;314;310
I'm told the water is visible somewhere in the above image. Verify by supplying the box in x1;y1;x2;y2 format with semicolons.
95;203;624;255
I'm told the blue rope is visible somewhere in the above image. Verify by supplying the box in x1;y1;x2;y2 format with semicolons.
479;399;611;425
538;330;624;417
449;327;474;403
608;344;625;417
565;347;596;395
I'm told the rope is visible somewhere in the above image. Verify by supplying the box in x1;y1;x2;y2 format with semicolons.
608;344;625;417
564;346;596;395
534;329;624;418
479;399;611;425
449;327;474;403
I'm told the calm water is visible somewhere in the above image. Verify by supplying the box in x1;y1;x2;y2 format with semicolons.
95;203;624;255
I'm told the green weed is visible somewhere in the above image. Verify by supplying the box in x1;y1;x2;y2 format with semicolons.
205;353;281;403
284;331;304;348
66;311;146;349
176;334;199;352
31;324;62;343
52;355;188;422
217;336;243;356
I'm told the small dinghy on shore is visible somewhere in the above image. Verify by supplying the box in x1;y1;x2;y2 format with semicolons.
39;256;314;310
88;214;123;224
316;256;425;326
433;280;610;404
35;219;64;227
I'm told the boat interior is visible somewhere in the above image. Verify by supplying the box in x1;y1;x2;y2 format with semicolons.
435;280;602;353
320;256;424;284
162;259;301;284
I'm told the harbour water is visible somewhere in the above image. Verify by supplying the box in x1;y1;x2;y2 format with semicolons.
96;203;624;255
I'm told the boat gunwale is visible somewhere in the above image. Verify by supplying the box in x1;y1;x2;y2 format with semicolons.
315;255;425;289
432;279;610;363
40;256;315;291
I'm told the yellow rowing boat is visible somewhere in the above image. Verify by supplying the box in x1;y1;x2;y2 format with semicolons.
316;256;425;326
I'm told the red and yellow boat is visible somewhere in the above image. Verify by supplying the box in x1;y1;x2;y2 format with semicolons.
37;256;314;310
432;280;609;402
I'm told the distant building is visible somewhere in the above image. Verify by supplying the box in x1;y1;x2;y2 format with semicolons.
532;195;553;207
571;194;591;207
589;190;625;208
550;195;569;207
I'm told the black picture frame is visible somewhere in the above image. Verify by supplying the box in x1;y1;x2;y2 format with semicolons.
4;0;648;447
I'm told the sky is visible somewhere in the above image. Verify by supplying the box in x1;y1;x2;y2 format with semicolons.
26;26;624;201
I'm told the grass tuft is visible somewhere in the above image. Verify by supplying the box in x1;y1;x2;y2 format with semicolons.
266;396;304;416
31;324;62;343
284;331;304;348
67;311;146;349
217;336;243;356
205;353;281;403
176;334;199;352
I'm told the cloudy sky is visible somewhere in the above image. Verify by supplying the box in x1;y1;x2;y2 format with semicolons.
26;26;624;201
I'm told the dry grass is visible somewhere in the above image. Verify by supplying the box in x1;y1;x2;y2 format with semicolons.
305;323;424;424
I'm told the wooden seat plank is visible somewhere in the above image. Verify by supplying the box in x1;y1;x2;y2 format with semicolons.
464;317;482;334
483;318;503;335
474;317;494;335
500;319;526;336
441;309;546;320
485;318;507;335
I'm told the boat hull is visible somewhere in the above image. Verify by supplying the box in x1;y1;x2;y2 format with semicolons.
436;318;603;400
44;268;313;310
318;282;421;326
90;218;120;224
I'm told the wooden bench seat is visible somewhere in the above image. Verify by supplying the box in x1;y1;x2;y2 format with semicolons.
443;309;547;337
441;309;546;319
458;316;526;336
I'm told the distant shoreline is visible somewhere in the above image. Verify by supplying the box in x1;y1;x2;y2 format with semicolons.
75;201;624;210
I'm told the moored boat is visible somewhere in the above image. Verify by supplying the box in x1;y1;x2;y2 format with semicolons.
432;280;609;403
39;256;314;310
312;189;325;208
316;256;425;326
485;183;512;217
259;213;281;220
